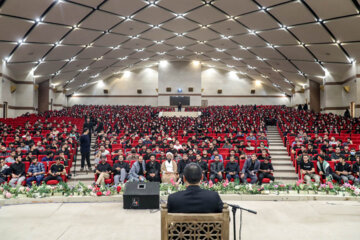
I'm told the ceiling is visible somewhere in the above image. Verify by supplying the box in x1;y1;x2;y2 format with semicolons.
0;0;359;94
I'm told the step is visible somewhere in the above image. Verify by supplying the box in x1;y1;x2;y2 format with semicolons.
269;143;284;147
269;146;287;150
70;174;94;181
273;172;298;180
272;161;293;166
67;180;94;186
268;139;283;142
271;159;292;164
269;151;288;155
273;165;295;171
272;155;290;160
72;165;97;171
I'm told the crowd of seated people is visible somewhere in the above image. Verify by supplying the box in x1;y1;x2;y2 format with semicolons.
4;104;360;188
278;108;360;185
65;105;276;186
0;117;82;187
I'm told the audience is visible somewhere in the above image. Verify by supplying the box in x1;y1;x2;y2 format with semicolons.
210;155;224;182
113;155;130;185
26;157;45;187
44;157;66;184
161;153;178;184
241;154;260;184
1;104;360;188
129;156;146;182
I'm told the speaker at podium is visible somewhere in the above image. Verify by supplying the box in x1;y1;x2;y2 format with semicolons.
123;182;160;209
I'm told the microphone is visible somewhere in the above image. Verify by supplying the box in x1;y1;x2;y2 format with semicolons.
226;203;257;214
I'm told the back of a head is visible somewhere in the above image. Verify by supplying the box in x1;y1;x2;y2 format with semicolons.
184;163;202;184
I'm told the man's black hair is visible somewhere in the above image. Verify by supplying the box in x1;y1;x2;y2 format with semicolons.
183;163;202;184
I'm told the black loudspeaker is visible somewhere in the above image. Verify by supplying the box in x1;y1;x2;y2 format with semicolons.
123;182;160;209
188;87;194;92
217;89;222;94
137;89;142;94
166;87;172;92
104;89;109;94
250;89;255;94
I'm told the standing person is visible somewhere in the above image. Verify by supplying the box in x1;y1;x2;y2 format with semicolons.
80;128;92;171
83;117;94;142
178;102;182;112
9;155;26;187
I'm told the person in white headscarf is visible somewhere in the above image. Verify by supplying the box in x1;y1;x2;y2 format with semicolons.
161;152;178;184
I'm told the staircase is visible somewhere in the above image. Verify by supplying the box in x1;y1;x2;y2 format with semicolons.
267;126;298;184
68;135;97;186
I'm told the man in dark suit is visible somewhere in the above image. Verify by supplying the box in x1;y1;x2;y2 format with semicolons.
80;128;91;171
167;163;223;213
241;154;260;184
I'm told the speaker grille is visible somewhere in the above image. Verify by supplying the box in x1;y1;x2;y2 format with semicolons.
188;87;194;92
217;89;222;94
250;89;255;94
137;89;142;94
103;89;109;94
166;87;171;92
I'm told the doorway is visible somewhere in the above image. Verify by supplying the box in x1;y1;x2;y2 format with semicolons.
3;101;8;118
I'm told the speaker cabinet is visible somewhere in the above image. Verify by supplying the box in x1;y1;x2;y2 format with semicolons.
250;89;255;94
123;182;159;209
137;89;142;94
166;87;172;92
103;89;109;94
217;89;222;94
188;87;194;92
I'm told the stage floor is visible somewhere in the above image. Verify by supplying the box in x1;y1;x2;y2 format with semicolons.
1;201;359;240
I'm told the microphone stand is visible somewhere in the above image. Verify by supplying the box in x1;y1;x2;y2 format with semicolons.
226;203;257;240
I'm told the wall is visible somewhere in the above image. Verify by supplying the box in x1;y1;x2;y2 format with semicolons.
68;67;158;106
201;67;290;105
158;61;201;106
68;61;290;107
0;61;37;117
322;63;358;116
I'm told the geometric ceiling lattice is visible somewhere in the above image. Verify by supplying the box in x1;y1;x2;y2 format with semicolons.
0;0;358;95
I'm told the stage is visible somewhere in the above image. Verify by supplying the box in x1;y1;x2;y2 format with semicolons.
1;201;359;240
